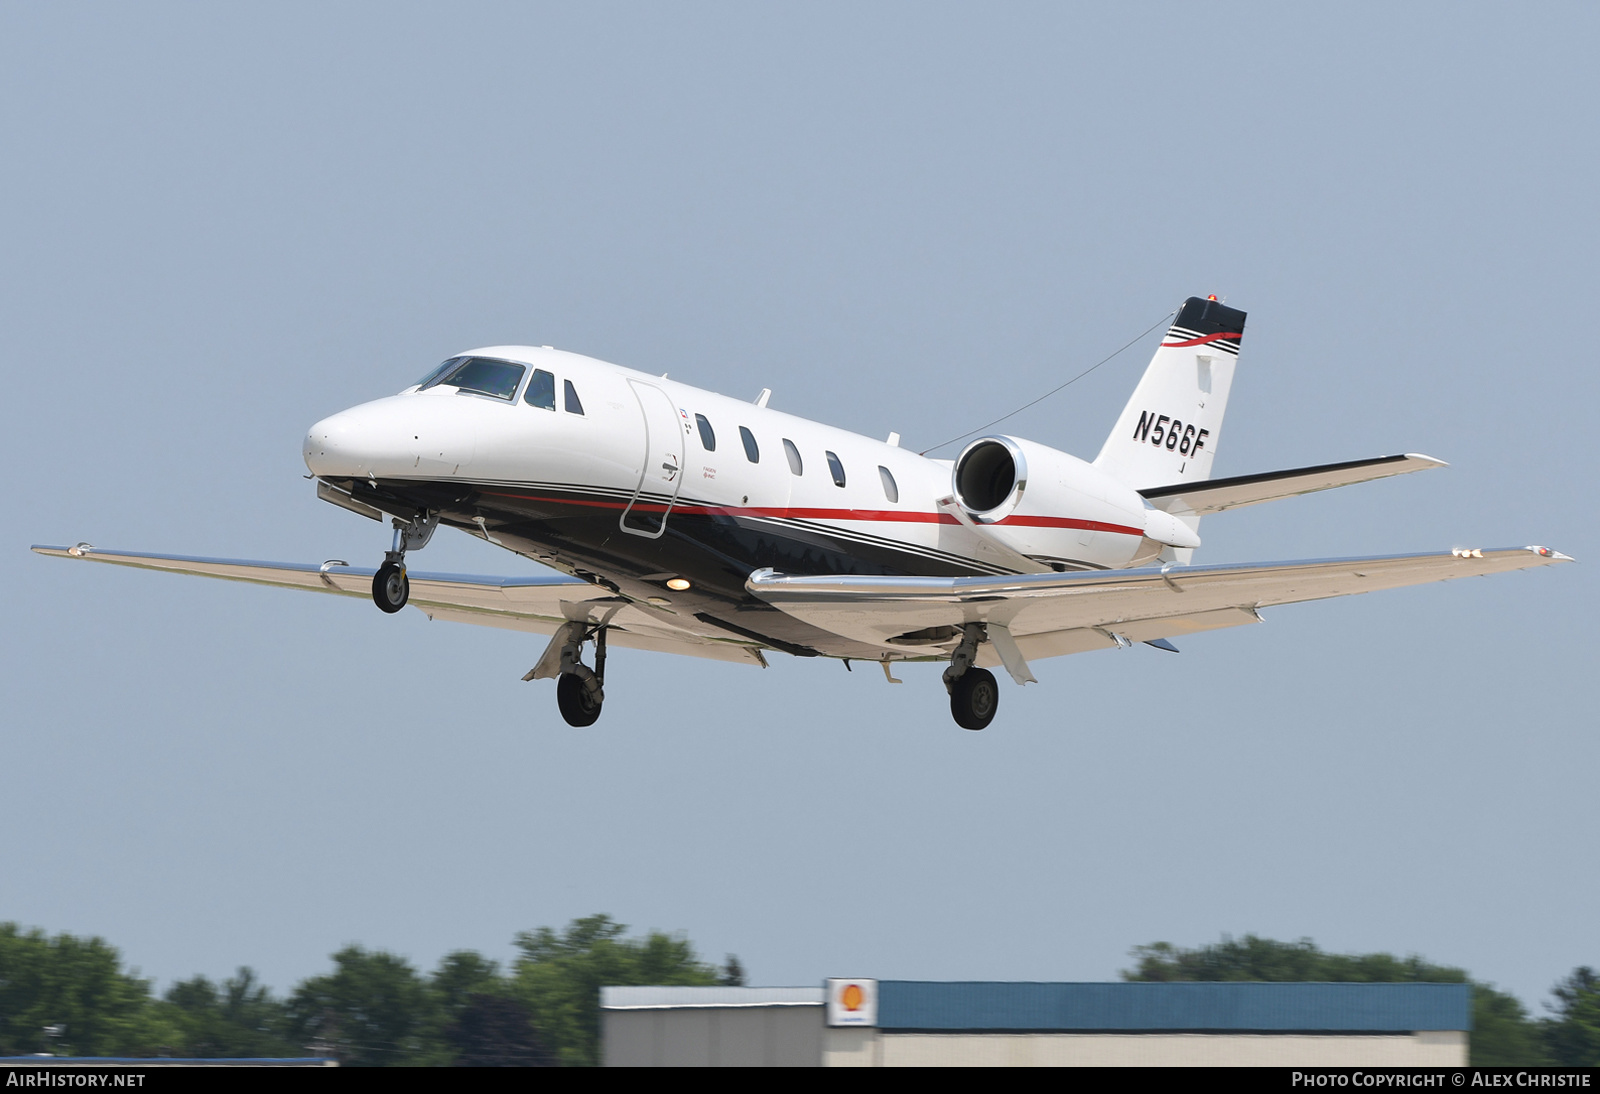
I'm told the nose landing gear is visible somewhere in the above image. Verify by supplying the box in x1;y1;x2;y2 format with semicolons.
371;512;438;614
373;561;409;612
943;623;999;731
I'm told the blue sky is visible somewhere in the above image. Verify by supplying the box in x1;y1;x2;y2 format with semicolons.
2;3;1594;1008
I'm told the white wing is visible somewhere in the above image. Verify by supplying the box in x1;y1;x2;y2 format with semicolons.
32;542;1570;671
31;544;768;667
746;545;1572;666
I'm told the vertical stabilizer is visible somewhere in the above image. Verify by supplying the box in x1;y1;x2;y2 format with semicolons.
1094;296;1247;491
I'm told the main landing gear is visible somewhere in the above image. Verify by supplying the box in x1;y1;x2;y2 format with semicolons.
371;512;439;614
557;672;603;727
944;623;999;731
525;620;608;727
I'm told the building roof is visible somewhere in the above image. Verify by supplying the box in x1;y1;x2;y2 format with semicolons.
602;986;824;1009
876;982;1472;1032
600;982;1472;1031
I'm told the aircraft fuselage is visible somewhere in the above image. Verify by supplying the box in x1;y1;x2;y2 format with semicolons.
303;346;1158;659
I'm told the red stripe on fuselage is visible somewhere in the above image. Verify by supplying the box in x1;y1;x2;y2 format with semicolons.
476;489;1143;537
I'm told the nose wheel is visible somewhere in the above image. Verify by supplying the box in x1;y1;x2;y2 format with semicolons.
369;512;437;615
372;561;409;613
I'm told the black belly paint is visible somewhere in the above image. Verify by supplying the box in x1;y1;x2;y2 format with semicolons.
335;476;1003;659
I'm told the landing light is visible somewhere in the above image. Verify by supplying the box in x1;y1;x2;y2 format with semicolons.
666;577;692;591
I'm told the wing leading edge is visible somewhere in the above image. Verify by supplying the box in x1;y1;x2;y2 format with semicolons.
30;544;769;667
745;545;1572;667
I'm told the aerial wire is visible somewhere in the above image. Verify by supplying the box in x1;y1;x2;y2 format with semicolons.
919;308;1177;455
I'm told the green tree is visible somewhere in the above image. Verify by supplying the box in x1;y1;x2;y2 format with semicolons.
718;954;747;987
1543;967;1600;1065
1123;935;1547;1066
445;994;553;1066
511;914;721;1066
284;946;447;1066
162;968;297;1058
426;950;552;1066
1127;935;1467;983
430;950;503;1027
0;923;180;1057
1471;982;1549;1067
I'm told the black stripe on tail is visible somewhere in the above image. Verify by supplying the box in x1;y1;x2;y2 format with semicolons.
1161;296;1248;355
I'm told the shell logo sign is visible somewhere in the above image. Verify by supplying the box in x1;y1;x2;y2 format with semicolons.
826;978;878;1027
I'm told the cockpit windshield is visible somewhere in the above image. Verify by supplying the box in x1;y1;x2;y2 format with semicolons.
419;356;527;400
415;357;464;388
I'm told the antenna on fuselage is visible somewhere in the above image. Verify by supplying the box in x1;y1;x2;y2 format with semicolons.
754;388;771;408
918;308;1176;455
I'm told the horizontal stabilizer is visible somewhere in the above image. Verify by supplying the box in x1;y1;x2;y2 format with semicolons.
1139;453;1447;517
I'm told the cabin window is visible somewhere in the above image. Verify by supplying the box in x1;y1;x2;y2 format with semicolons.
826;451;847;488
878;465;899;503
739;426;759;463
695;413;716;451
423;357;527;401
783;438;803;476
564;379;585;415
524;369;556;410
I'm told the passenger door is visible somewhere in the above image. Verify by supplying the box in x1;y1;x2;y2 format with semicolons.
620;379;685;538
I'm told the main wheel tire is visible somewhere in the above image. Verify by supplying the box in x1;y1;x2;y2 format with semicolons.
557;672;603;727
950;667;999;730
372;561;409;614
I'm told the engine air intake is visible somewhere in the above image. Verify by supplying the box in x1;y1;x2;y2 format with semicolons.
953;437;1025;517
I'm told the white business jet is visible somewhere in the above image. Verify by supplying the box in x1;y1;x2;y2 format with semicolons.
35;297;1570;729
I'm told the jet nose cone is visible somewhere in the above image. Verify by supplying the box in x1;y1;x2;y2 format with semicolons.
304;411;370;478
305;396;419;478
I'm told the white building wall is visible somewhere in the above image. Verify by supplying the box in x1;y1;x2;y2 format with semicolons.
603;1005;824;1066
823;1029;1467;1067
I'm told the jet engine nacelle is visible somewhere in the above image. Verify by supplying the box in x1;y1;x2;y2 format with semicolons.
950;435;1199;568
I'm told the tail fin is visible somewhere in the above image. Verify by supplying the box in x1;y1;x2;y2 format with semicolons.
1094;296;1247;491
